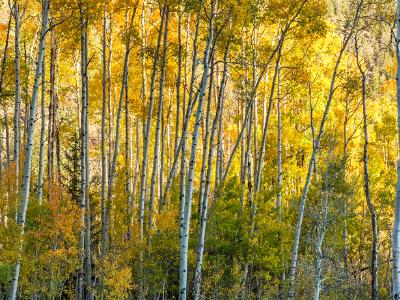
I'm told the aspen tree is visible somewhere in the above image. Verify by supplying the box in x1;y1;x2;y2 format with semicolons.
37;33;46;204
0;12;11;183
193;39;230;300
100;1;108;259
148;6;169;245
393;0;400;297
9;0;49;298
355;35;378;300
138;6;166;297
13;2;21;203
313;158;331;300
178;1;214;297
288;2;363;296
105;1;138;255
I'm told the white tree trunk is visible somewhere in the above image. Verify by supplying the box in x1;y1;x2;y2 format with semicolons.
9;1;49;298
193;40;230;300
37;42;46;204
137;6;165;297
178;2;214;297
393;0;400;297
13;3;21;208
138;5;165;240
161;3;202;206
288;3;362;296
100;5;108;257
148;7;169;245
104;11;134;253
314;162;330;300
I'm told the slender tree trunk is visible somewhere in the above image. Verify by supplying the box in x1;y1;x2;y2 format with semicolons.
253;0;308;191
277;62;285;295
216;84;224;184
78;4;93;298
107;15;113;188
37;39;46;204
140;0;147;138
138;4;165;239
125;67;132;239
0;13;11;184
104;3;138;255
5;106;10;169
13;2;21;207
0;12;11;98
313;163;330;300
179;2;214;297
287;4;362;296
393;0;400;297
342;93;350;275
9;1;49;298
137;6;166;297
198;55;214;218
47;26;57;187
193;39;230;300
174;8;182;159
148;7;169;246
100;3;108;259
161;0;203;206
356;46;378;300
220;23;289;185
254;36;283;192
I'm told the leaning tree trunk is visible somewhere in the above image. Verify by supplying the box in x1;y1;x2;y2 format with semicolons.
9;1;49;298
288;3;362;297
0;11;11;99
0;12;11;190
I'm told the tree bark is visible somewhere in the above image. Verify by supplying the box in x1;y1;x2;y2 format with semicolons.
288;3;362;296
0;12;11;181
148;6;169;245
137;5;166;297
100;3;108;259
13;2;21;206
37;37;46;204
161;0;203;206
178;1;214;297
356;42;378;300
393;0;400;296
313;162;330;300
9;1;49;298
193;39;230;300
78;3;93;298
104;2;138;255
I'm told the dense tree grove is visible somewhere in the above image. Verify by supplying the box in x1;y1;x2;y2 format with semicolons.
0;0;399;298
